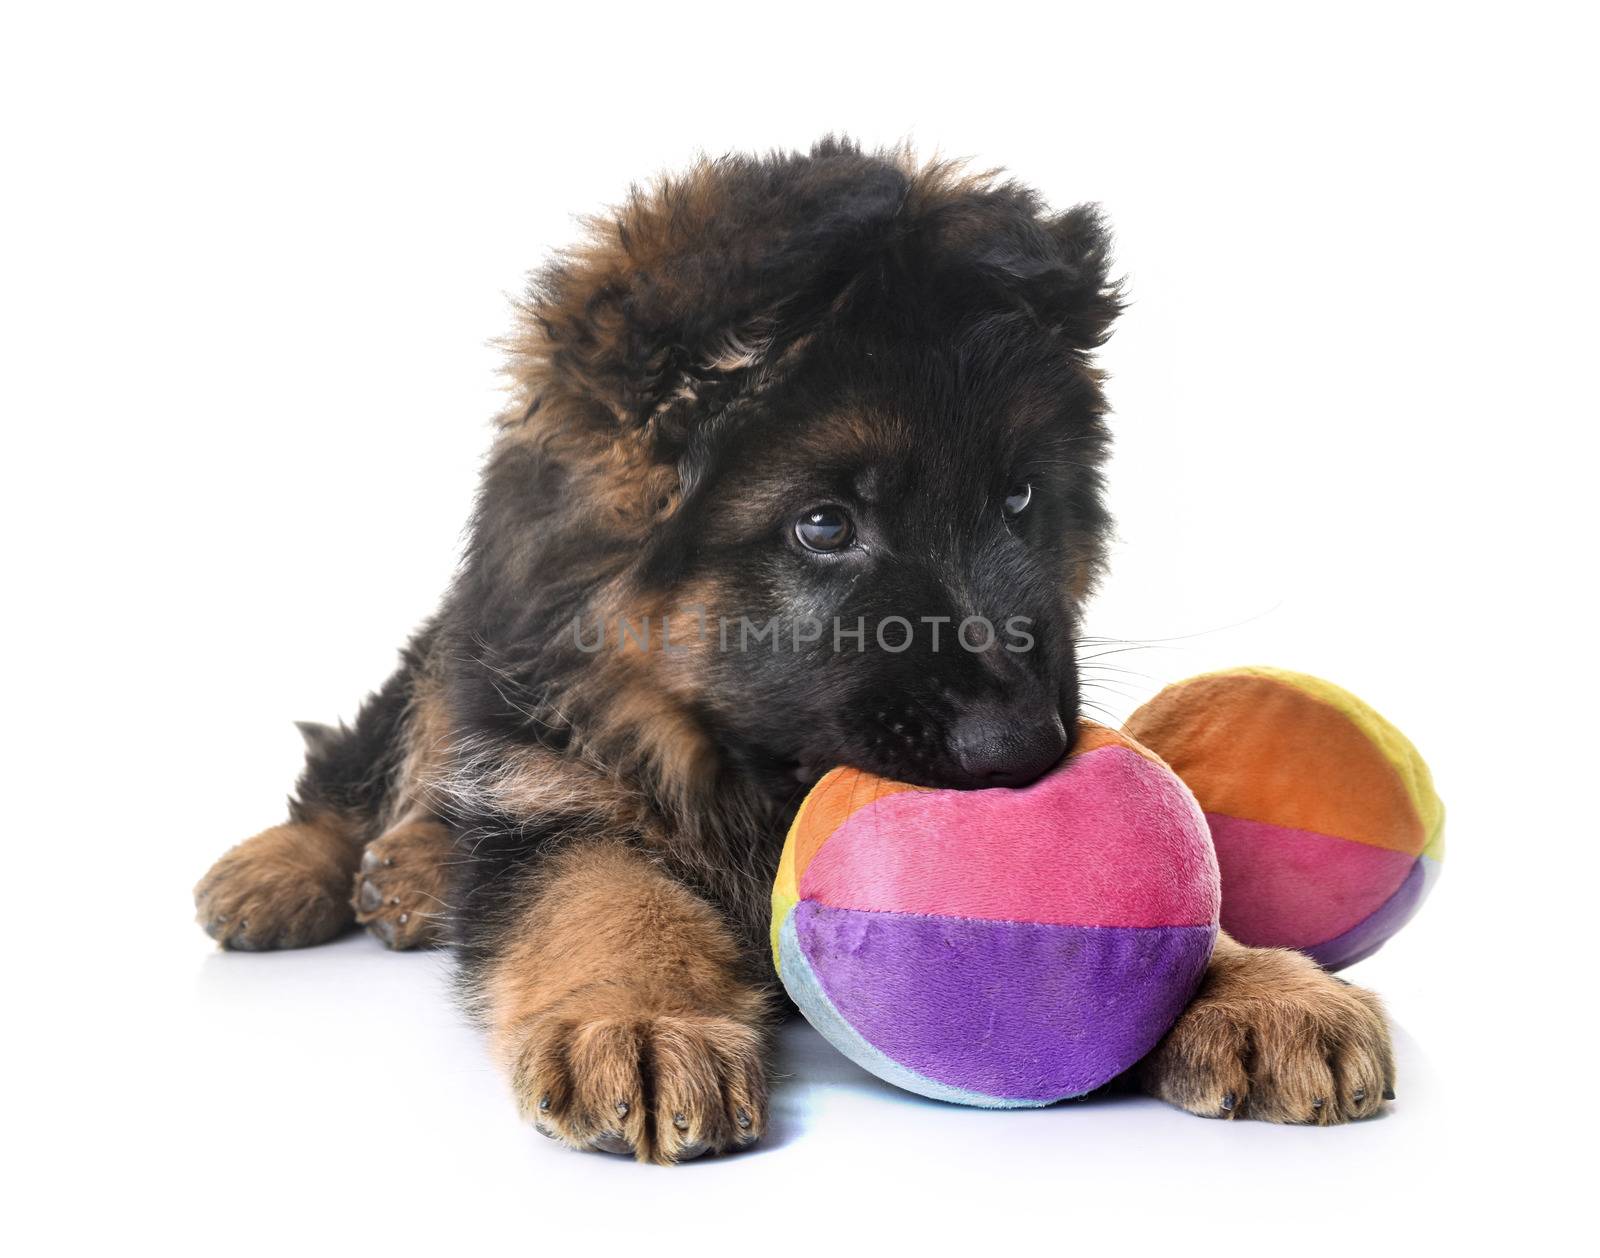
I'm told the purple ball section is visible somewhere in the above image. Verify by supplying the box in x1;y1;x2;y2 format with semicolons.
794;900;1216;1103
1306;855;1437;970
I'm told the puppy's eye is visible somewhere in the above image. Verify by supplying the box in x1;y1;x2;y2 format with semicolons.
795;507;854;552
1003;483;1033;518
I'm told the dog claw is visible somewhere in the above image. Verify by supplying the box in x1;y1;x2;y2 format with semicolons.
673;1112;689;1131
1382;1087;1396;1101
1219;1091;1237;1114
1352;1088;1366;1104
361;848;382;871
616;1100;630;1118
357;880;382;912
735;1108;752;1130
222;919;266;950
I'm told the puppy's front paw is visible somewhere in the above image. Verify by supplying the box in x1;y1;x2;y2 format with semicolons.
1139;943;1395;1125
509;999;768;1164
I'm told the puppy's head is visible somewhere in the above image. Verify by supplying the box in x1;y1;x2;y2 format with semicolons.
486;140;1119;797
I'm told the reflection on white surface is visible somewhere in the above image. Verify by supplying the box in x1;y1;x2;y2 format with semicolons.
74;927;1444;1253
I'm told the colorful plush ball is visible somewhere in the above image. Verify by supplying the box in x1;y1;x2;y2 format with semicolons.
770;722;1220;1108
1124;667;1443;971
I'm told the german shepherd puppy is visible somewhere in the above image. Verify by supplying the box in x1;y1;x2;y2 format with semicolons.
195;140;1394;1162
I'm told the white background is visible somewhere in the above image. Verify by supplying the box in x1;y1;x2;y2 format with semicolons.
6;3;1596;1254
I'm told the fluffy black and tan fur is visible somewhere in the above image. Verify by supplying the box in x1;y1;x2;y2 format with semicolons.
196;139;1394;1163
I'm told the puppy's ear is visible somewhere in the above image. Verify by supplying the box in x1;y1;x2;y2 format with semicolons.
986;203;1122;350
517;144;908;427
1043;205;1122;348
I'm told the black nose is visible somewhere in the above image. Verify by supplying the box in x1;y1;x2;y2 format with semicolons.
948;707;1069;788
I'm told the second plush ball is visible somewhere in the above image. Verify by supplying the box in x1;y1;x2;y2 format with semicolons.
1124;667;1444;970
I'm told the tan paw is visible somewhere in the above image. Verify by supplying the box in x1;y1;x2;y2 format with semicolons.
195;820;357;951
351;820;453;949
1139;943;1395;1125
510;1003;768;1164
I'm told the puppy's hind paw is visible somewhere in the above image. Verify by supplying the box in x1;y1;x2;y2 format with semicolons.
351;821;454;950
195;820;357;951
